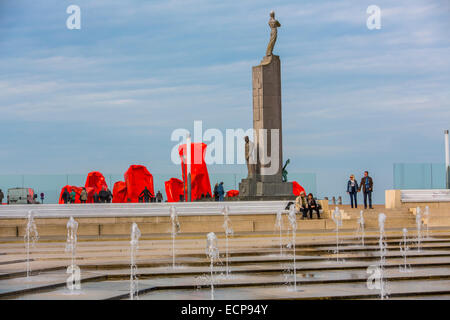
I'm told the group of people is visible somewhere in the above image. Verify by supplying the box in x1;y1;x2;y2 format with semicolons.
61;187;113;204
138;187;164;203
295;192;321;219
61;186;165;204
213;182;225;201
346;171;374;209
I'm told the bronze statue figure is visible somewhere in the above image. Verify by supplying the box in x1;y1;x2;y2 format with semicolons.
266;11;281;56
282;159;290;182
245;136;256;178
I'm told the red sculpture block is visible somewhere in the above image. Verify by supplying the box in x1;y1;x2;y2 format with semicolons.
124;165;155;203
178;143;212;201
292;181;306;196
112;181;127;203
165;178;184;202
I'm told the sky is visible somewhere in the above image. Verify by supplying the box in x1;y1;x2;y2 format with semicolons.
0;0;449;203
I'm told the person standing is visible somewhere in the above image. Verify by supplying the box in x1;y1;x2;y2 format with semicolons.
62;189;70;204
213;183;219;201
99;188;108;203
106;188;113;203
80;188;88;204
359;171;374;209
40;192;45;204
93;192;99;203
218;182;225;201
0;189;4;204
139;187;153;203
347;174;359;208
70;189;76;204
156;190;163;203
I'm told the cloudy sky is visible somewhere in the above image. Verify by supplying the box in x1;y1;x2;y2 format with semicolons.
0;0;449;202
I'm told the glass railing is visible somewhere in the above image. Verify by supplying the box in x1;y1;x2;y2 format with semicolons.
393;163;446;189
0;172;317;204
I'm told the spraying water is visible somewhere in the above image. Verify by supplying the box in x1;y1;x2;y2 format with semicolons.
423;206;430;239
416;207;422;252
24;210;39;278
65;216;79;292
206;232;219;300
130;223;141;300
275;210;283;256
222;206;233;277
287;204;298;291
378;213;388;299
170;206;180;268
399;228;411;272
356;210;365;247
331;207;342;261
378;213;387;264
65;216;78;268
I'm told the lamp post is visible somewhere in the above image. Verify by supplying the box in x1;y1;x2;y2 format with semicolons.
187;133;192;202
445;130;449;189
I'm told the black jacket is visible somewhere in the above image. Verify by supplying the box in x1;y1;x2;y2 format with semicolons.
139;189;153;199
347;180;359;193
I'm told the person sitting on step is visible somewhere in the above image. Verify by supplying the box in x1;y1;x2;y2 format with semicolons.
295;191;308;219
307;193;320;219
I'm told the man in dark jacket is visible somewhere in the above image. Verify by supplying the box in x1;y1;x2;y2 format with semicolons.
99;188;109;203
218;182;225;201
359;171;374;209
0;189;4;204
139;187;153;203
106;188;113;203
156;191;163;203
62;189;70;204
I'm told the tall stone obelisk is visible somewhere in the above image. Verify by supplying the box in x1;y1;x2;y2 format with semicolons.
239;11;293;200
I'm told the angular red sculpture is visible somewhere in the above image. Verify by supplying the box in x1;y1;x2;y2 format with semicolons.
292;181;306;196
112;181;127;203
226;190;240;198
85;171;108;203
165;178;184;202
124;165;155;202
178;143;212;201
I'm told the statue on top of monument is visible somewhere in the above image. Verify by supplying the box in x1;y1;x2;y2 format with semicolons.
265;11;281;57
282;159;290;182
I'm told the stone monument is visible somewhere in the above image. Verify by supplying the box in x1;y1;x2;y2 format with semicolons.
239;11;294;200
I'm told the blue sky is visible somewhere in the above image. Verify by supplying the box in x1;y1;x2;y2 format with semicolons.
0;0;449;202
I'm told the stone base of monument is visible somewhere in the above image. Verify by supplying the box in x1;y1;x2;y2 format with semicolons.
238;178;295;201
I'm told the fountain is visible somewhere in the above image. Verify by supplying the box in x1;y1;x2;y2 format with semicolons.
222;206;233;277
378;213;388;299
423;206;430;239
416;207;422;252
24;210;39;278
356;210;365;247
130;222;141;300
399;228;411;272
287;204;298;291
275;210;284;256
65;216;80;291
206;232;219;300
331;207;342;261
170;206;180;268
378;213;387;264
